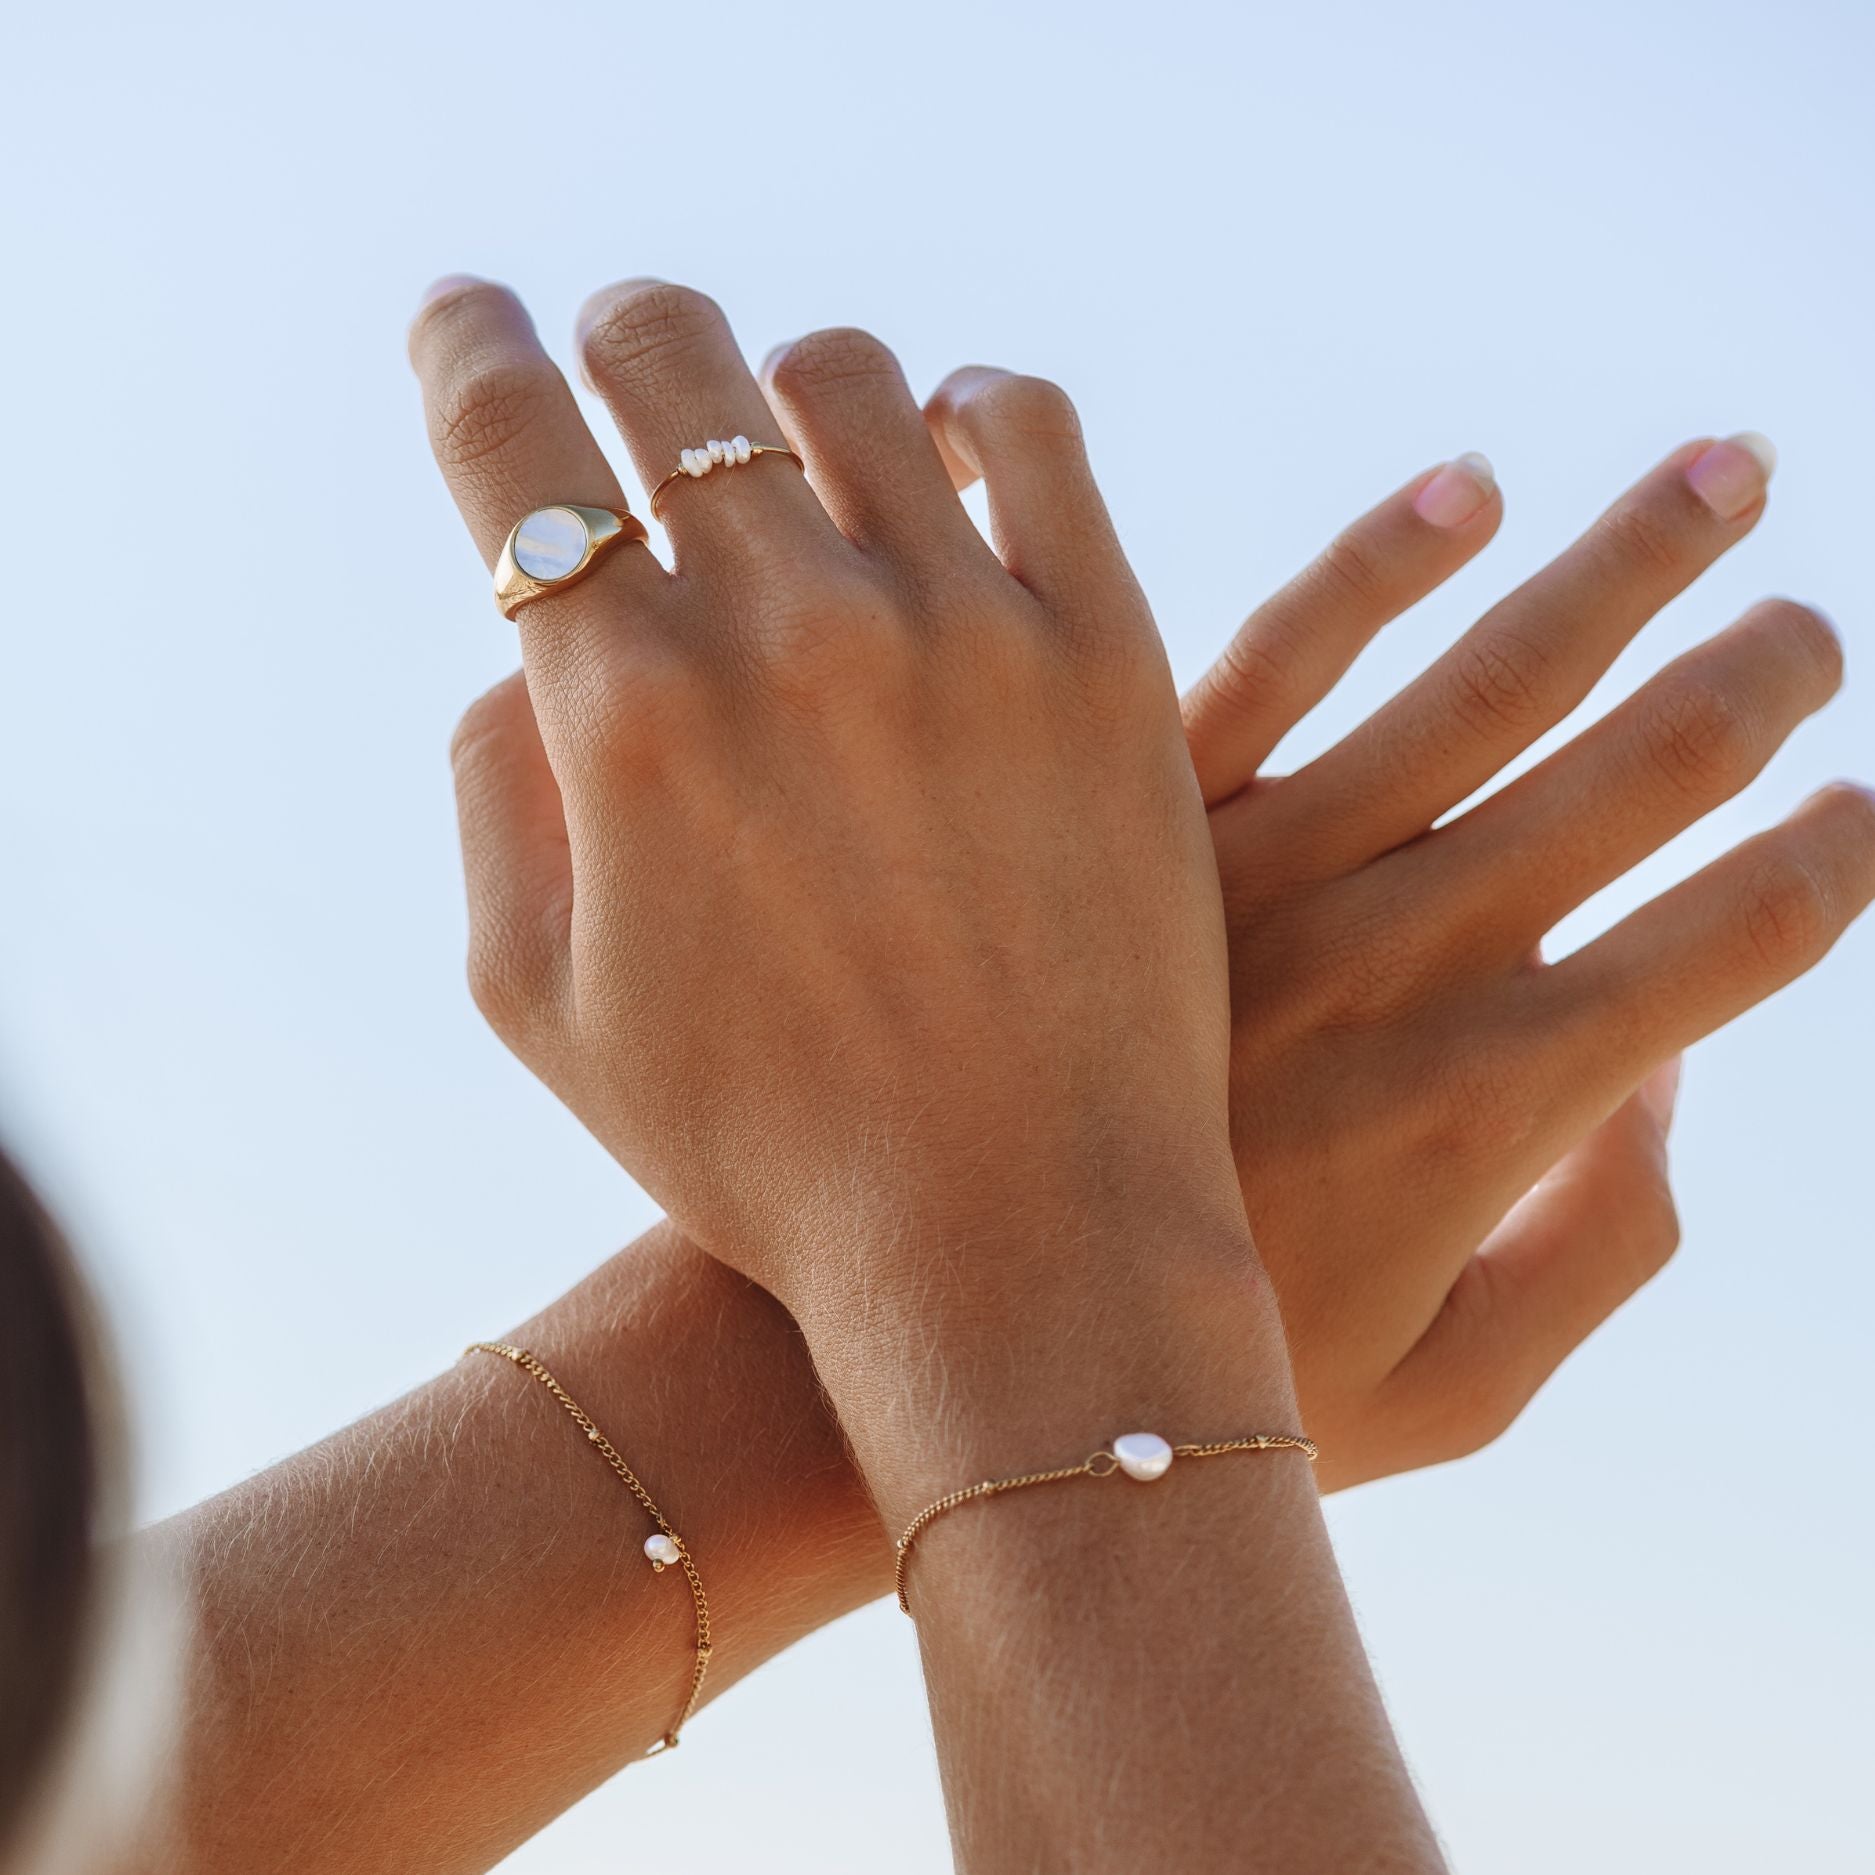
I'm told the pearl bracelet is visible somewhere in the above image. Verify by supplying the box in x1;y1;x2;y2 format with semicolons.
465;1341;712;1754
893;1429;1318;1615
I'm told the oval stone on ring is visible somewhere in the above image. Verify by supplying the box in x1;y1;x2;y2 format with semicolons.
492;503;648;619
512;506;591;581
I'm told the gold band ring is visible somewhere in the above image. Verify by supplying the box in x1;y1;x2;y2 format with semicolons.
493;504;649;620
649;436;804;522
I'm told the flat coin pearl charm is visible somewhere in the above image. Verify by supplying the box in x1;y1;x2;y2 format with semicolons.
512;506;589;580
644;1532;682;1568
1111;1432;1175;1482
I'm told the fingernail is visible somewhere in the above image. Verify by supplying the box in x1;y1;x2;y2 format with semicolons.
1413;451;1496;528
1641;1056;1683;1130
1685;432;1776;521
417;273;484;313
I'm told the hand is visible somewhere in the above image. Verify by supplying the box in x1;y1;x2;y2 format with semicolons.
425;280;1875;1493
413;278;1270;1507
1167;436;1874;1486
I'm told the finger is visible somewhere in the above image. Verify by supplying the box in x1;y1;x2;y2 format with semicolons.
409;277;666;710
1426;600;1843;950
761;328;989;573
1181;454;1502;806
923;367;1137;625
449;670;574;1046
1293;434;1778;862
1385;1063;1682;1463
928;408;979;497
1545;781;1875;1089
575;280;834;564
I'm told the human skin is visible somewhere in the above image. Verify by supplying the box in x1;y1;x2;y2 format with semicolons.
136;300;1873;1874
413;275;1438;1870
399;277;1875;1875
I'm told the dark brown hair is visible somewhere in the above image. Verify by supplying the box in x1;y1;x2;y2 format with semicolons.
0;1149;104;1851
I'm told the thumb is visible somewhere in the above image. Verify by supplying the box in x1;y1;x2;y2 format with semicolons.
449;669;575;1046
1381;1057;1684;1470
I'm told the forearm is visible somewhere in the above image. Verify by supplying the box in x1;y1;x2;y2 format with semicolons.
800;1209;1446;1875
139;1221;889;1875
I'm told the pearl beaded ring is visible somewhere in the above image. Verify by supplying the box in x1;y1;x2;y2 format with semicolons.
680;435;755;475
649;435;806;520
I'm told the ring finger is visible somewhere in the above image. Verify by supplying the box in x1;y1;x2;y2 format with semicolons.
1423;598;1844;951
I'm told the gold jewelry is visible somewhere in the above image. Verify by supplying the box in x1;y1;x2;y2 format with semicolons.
648;435;805;521
893;1429;1318;1615
492;504;649;620
465;1341;711;1753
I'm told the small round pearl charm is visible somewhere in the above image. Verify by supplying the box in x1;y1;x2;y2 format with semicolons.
1111;1432;1175;1482
644;1532;682;1569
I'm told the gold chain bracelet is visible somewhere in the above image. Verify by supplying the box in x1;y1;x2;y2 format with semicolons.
465;1342;712;1754
893;1428;1317;1615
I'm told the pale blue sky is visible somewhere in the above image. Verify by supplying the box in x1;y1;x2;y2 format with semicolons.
3;2;1871;1869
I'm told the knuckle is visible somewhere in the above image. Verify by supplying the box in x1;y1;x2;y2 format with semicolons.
1738;850;1833;972
581;283;727;386
1449;1373;1529;1458
1310;528;1394;612
1641;678;1759;798
1445;626;1557;739
432;356;559;472
464;928;544;1044
449;683;516;774
1599;499;1691;581
748;572;893;696
1422;1033;1538;1170
596;644;715;767
1209;624;1299;724
1062;617;1160;720
766;326;902;401
1756;598;1845;691
1811;778;1875;843
1636;1182;1683;1276
1408;1306;1532;1460
966;372;1082;448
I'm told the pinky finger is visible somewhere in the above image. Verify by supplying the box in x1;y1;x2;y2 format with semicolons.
927;404;980;497
923;366;1129;617
1546;782;1875;1093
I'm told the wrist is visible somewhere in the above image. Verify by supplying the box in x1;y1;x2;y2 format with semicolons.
793;1202;1295;1530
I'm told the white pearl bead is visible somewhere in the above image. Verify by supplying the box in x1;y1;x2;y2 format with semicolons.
708;438;726;463
679;449;697;476
732;434;752;463
1112;1432;1174;1481
645;1532;682;1566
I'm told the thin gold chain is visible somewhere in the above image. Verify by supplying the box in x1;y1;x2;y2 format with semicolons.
465;1342;712;1753
893;1433;1318;1615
